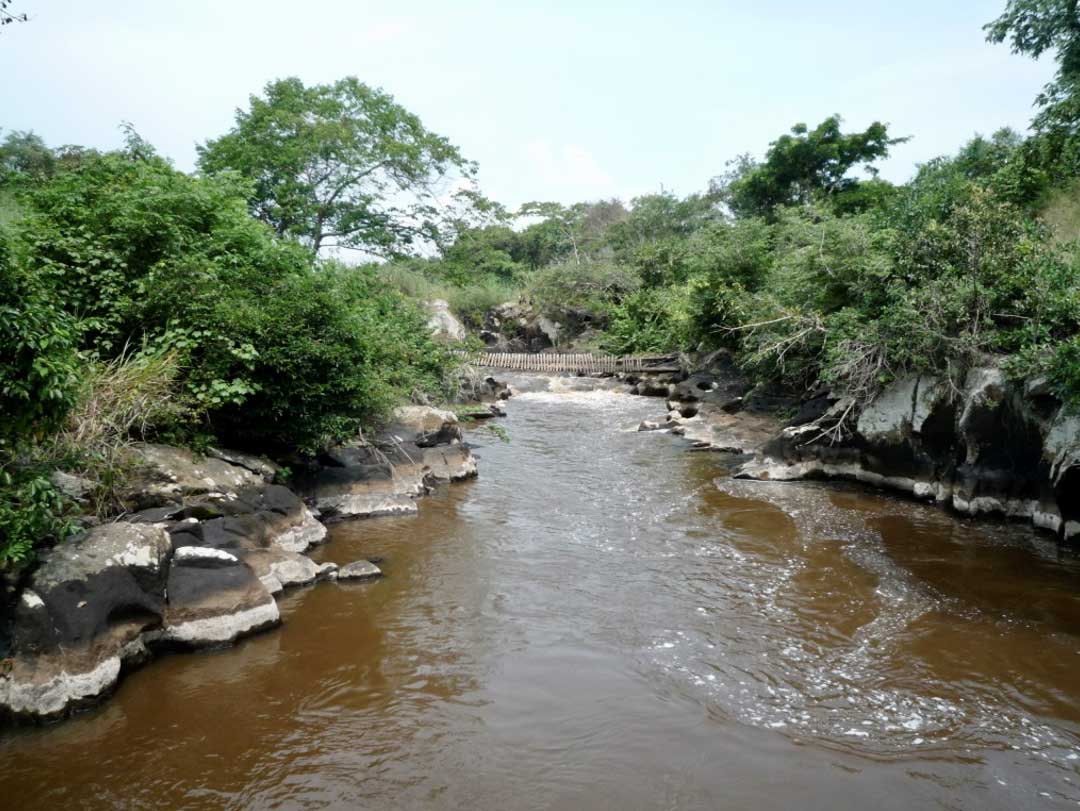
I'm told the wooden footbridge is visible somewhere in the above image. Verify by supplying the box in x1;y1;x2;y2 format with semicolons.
460;351;681;375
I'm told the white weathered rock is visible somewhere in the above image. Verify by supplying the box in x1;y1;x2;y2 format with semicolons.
50;470;94;501
423;445;478;482
130;444;266;504
173;546;239;566
856;376;918;443
425;299;467;341
393;403;460;438
0;654;122;719
315;492;419;520
1045;412;1080;485
259;574;284;595
315;562;339;581
268;554;319;589
156;598;280;646
207;448;281;482
337;560;383;581
272;506;328;553
912;376;949;434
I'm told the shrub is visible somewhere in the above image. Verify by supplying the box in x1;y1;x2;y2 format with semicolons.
526;260;639;319
602;286;693;354
207;264;453;453
0;233;80;451
0;467;76;568
17;147;454;455
0;233;81;566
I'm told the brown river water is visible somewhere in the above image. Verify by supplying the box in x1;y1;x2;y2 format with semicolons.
3;374;1080;809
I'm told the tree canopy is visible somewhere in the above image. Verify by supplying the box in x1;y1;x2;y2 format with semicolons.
197;76;475;255
986;0;1080;135
724;115;906;218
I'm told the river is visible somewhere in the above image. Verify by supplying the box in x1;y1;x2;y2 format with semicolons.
3;374;1080;809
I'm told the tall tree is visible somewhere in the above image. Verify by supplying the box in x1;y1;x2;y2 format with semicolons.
725;115;906;218
986;1;1080;135
0;130;55;180
198;77;475;255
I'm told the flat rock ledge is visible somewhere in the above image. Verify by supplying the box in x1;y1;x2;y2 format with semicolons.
0;405;488;724
303;405;479;522
629;356;1080;542
732;368;1080;541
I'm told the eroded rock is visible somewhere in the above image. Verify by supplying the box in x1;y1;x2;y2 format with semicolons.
338;560;383;581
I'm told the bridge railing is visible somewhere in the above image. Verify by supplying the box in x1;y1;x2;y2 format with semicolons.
455;351;681;374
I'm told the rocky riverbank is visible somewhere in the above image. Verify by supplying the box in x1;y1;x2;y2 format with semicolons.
0;399;503;724
622;352;1080;542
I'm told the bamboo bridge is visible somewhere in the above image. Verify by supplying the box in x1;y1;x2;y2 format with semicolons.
459;351;681;375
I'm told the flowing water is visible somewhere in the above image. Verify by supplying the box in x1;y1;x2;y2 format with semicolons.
4;375;1080;809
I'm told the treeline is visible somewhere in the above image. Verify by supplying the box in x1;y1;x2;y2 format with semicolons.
1;80;475;566
398;1;1080;415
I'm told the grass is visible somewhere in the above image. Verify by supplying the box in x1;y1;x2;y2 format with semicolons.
45;350;187;517
1041;180;1080;243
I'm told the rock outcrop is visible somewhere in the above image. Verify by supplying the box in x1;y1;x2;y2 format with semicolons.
305;406;478;521
735;366;1080;541
0;401;495;723
477;298;570;349
425;299;467;342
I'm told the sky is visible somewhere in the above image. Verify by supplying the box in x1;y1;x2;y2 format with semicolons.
0;0;1057;209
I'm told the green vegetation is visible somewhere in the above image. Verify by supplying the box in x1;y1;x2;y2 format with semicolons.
0;88;470;566
5;2;1080;565
197;77;474;255
401;3;1080;424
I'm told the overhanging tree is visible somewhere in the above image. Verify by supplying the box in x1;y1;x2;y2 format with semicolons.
198;76;475;255
986;0;1080;133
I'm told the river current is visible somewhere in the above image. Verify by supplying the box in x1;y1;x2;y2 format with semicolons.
3;374;1080;809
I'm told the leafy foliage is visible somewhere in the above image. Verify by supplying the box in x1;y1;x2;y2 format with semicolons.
0;232;80;451
198;76;474;255
724;115;906;218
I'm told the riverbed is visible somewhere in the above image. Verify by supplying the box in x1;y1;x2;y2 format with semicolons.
3;374;1080;809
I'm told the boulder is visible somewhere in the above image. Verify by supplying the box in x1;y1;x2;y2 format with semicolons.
635;377;674;398
425;299;468;342
389;406;462;446
306;405;477;520
236;548;319;593
0;522;172;721
14;522;171;656
638;420;665;432
206;448;280;482
157;557;279;647
49;470;94;502
127;444;266;508
337;560;383;581
423;445;479;482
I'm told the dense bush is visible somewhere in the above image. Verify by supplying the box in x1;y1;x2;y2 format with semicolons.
526;260;639;319
0;233;81;565
13;147;454;455
0;233;80;449
208;264;453;453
